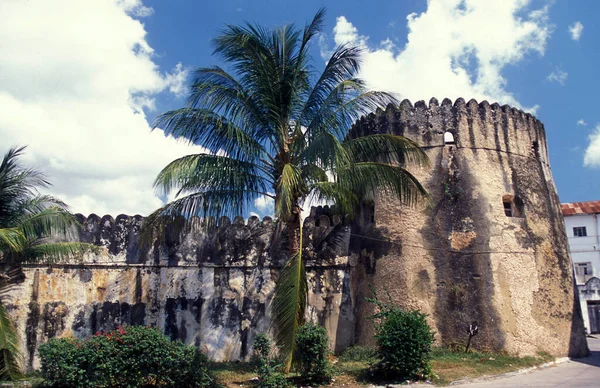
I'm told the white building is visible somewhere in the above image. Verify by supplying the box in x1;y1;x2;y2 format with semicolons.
561;201;600;334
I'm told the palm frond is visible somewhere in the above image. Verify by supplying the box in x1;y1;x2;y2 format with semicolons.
140;189;270;246
153;153;272;197
22;242;99;263
188;67;274;146
16;207;81;241
300;164;328;185
154;108;266;163
14;195;67;217
337;162;429;206
298;131;350;171
276;164;304;221
272;250;307;371
308;182;360;216
343;134;430;166
0;228;24;255
0;303;22;380
0;146;53;227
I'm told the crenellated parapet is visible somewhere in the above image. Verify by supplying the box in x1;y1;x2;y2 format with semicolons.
350;97;549;167
70;208;351;267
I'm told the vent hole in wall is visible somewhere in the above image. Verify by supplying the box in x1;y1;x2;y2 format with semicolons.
444;131;455;145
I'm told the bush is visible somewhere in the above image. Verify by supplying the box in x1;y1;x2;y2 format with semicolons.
368;292;435;381
252;333;289;388
295;323;333;386
38;325;214;387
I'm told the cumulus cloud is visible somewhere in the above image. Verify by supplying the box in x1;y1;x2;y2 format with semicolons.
569;21;584;41
0;0;203;216
546;69;568;85
164;63;190;97
254;194;274;216
321;0;552;111
577;119;587;126
584;124;600;167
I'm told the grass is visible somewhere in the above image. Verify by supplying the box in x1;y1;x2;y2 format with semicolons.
211;346;555;387
430;347;554;386
211;361;257;387
10;347;556;387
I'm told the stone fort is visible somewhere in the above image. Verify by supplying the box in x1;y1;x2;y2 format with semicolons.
5;97;588;369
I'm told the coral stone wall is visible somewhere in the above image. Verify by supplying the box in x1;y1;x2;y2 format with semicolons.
3;97;588;370
350;97;588;358
4;209;355;370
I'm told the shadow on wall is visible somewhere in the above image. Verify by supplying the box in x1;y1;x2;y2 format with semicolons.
570;277;591;358
570;337;600;367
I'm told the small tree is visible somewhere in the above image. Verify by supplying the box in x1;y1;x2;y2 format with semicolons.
368;290;435;382
144;8;430;370
295;323;333;386
252;333;289;388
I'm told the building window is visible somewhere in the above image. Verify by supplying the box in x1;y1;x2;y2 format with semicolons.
573;227;587;237
575;262;593;284
502;194;524;218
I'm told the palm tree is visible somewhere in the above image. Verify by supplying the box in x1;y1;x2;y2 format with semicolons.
145;9;429;369
0;146;98;380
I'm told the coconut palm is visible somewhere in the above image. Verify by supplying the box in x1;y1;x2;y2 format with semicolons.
0;146;98;379
145;9;429;369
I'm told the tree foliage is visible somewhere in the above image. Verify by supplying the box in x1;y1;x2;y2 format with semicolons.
368;290;435;382
38;326;214;387
0;146;98;380
145;8;429;370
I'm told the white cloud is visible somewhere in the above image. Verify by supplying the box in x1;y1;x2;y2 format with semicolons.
322;0;552;111
584;124;600;167
0;0;203;216
118;0;154;17
164;63;190;97
569;21;584;41
577;119;587;126
254;194;274;216
546;69;568;85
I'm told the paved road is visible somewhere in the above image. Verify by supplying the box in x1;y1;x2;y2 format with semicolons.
451;337;600;387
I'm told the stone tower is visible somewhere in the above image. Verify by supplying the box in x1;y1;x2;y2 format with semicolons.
349;97;588;357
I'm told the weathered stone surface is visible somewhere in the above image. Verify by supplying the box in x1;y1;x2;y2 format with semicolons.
350;98;588;358
5;212;353;370
3;98;587;371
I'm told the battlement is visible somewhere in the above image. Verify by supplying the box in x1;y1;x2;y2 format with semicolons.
351;97;549;166
69;207;350;266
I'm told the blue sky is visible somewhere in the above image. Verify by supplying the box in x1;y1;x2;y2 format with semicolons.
0;0;598;217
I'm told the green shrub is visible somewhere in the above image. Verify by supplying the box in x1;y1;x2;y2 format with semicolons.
38;326;214;387
251;333;289;388
295;323;333;386
368;292;435;382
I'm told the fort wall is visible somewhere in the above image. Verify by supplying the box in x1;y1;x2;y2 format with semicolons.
350;98;588;357
5;209;356;369
4;97;588;369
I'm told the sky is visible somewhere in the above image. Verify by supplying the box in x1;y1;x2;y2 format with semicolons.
0;0;598;218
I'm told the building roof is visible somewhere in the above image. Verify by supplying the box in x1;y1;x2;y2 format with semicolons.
561;201;600;216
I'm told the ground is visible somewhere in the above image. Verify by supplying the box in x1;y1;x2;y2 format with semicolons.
450;336;600;387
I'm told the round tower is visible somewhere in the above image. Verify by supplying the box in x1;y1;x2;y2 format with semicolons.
350;97;588;357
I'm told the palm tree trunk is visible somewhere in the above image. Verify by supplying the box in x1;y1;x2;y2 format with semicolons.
286;208;301;255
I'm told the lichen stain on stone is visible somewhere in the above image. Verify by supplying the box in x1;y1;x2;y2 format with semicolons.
7;98;588;371
450;231;477;250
